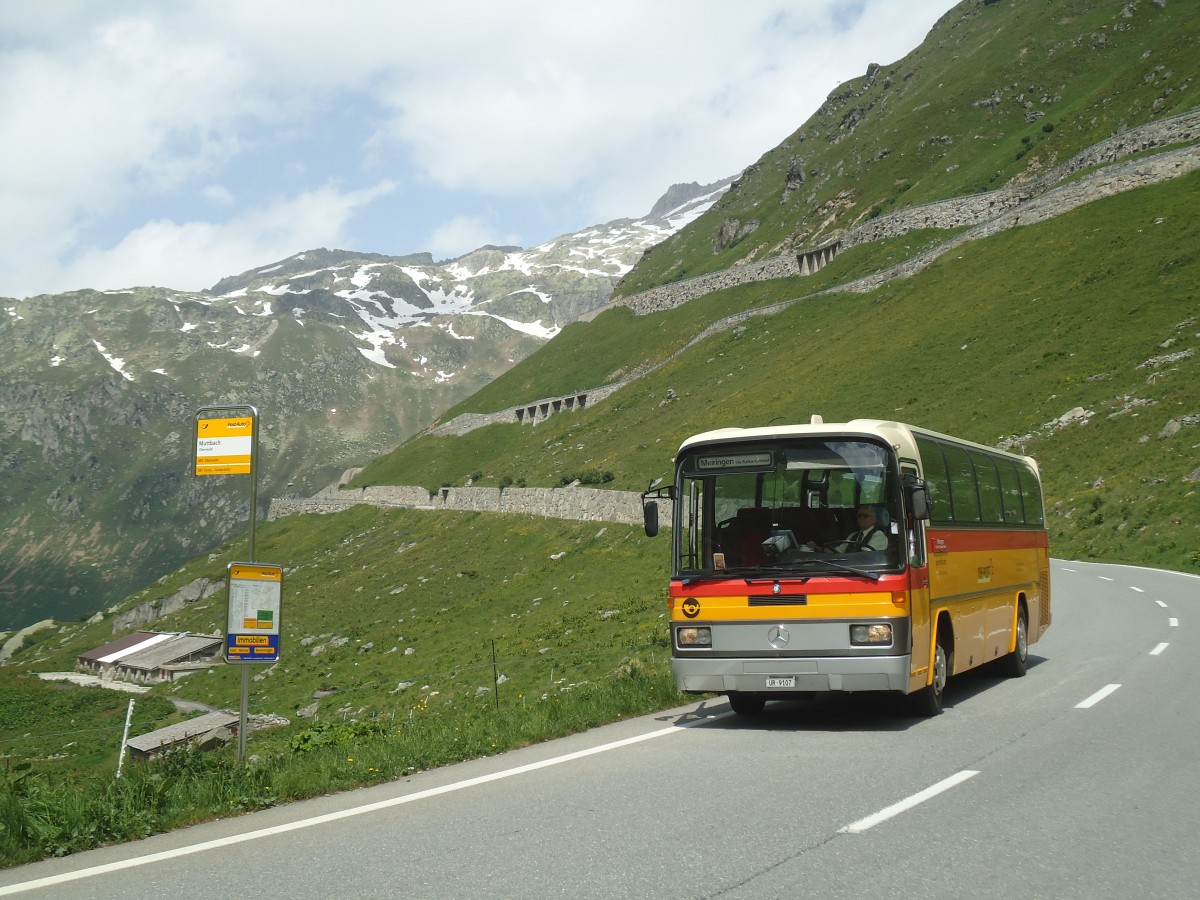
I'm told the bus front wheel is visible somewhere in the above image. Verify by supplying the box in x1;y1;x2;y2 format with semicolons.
909;638;951;717
727;692;766;716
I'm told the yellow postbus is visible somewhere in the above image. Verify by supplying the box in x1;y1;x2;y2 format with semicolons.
642;417;1051;716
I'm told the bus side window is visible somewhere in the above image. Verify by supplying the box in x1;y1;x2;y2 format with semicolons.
1017;464;1045;525
944;444;981;523
997;458;1025;523
916;436;952;523
973;451;1004;524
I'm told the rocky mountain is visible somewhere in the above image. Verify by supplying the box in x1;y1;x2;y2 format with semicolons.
0;179;730;630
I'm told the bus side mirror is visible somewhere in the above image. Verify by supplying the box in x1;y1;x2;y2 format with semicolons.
643;501;660;537
641;478;673;537
906;482;931;521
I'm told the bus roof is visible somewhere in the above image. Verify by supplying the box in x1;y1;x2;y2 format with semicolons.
677;418;1039;473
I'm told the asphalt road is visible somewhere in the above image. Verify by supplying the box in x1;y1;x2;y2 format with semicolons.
3;559;1197;899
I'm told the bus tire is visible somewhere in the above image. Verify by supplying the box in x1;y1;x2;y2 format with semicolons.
727;692;766;716
909;635;951;717
999;604;1029;678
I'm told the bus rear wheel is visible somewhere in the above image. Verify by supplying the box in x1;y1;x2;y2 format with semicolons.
727;692;766;716
909;638;951;717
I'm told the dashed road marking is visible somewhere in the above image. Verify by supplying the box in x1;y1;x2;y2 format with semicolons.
840;770;980;834
1076;684;1122;709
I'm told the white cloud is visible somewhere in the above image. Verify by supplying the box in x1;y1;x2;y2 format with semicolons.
59;181;397;293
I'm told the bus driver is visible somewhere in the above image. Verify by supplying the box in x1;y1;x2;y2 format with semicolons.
809;505;889;553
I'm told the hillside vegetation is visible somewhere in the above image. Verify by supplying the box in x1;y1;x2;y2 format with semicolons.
619;0;1199;293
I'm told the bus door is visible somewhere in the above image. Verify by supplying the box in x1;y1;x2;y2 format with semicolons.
903;463;933;693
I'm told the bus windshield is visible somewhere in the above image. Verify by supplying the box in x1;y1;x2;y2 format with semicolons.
675;437;903;578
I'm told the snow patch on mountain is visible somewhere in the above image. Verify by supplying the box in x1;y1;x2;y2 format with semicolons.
194;178;730;371
93;340;134;381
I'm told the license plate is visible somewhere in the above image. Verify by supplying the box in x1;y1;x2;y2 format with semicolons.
765;676;796;689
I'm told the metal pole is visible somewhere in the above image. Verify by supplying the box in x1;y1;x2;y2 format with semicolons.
246;406;259;565
238;667;249;764
116;698;135;778
238;405;259;765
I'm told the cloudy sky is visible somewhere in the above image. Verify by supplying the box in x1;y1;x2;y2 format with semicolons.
0;0;958;299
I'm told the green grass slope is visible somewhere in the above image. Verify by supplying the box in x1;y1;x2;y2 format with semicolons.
18;505;670;722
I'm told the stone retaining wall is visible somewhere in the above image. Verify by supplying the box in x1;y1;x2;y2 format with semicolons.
428;381;631;437
840;107;1200;251
616;255;800;316
268;483;671;529
835;144;1200;294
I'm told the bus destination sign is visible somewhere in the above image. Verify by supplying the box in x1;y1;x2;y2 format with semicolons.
696;452;773;472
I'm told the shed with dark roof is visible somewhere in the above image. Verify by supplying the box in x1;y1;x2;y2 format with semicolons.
125;711;239;760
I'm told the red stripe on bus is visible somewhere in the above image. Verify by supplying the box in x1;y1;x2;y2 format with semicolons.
927;528;1048;552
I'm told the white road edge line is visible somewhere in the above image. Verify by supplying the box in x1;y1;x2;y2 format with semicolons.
1083;562;1200;580
839;770;980;835
1150;643;1169;656
1076;684;1122;709
0;713;724;896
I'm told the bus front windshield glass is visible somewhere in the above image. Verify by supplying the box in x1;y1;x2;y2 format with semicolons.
675;438;902;577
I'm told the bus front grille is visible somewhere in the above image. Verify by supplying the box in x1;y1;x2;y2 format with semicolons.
748;595;808;606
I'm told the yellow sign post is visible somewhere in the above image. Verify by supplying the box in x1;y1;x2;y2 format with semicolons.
193;405;270;764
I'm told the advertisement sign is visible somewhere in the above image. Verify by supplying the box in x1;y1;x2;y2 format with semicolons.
225;562;282;663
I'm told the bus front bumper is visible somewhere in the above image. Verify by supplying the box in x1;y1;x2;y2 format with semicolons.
672;654;911;694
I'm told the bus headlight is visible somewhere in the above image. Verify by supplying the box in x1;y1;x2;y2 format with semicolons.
676;626;712;648
850;623;893;646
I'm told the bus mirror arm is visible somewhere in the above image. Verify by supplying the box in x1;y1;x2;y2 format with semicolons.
642;478;675;537
906;481;931;521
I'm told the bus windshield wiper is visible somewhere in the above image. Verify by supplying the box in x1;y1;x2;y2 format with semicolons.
681;566;776;585
784;557;881;582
